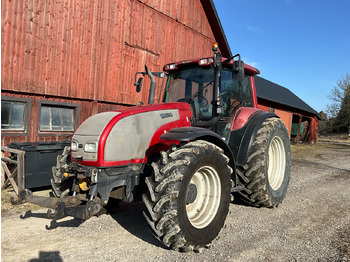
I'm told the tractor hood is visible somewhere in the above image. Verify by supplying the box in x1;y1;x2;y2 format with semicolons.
71;102;192;167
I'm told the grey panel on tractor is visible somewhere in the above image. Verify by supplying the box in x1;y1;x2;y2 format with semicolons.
105;110;180;161
74;111;121;136
72;111;120;161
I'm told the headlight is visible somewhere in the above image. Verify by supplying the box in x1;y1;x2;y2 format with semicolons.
71;140;78;151
84;142;98;153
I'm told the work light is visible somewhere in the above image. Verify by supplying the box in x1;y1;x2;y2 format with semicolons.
84;142;97;153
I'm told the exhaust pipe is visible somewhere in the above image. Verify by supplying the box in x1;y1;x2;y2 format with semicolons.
145;65;156;104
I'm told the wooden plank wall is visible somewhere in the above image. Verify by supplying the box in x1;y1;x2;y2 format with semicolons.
1;0;219;144
2;0;216;104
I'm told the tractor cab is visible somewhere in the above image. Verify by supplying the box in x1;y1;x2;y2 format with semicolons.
161;46;260;141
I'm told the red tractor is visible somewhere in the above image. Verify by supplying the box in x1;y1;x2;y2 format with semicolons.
14;44;291;252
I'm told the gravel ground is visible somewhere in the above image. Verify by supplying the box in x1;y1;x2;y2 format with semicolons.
1;142;350;262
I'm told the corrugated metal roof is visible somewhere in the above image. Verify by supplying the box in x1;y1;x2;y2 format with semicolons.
255;76;318;115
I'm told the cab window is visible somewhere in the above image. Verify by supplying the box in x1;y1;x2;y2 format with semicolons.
220;70;253;116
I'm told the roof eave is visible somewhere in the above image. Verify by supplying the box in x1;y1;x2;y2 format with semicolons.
257;97;318;116
201;0;232;58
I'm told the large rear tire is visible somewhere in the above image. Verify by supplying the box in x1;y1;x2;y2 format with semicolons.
142;140;232;252
237;117;291;207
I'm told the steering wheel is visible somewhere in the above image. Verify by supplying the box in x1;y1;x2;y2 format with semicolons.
199;97;209;109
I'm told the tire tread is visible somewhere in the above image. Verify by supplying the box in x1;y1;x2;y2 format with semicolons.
143;140;231;251
237;117;290;208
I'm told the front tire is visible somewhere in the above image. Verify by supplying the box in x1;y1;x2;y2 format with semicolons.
142;140;232;252
237;117;291;207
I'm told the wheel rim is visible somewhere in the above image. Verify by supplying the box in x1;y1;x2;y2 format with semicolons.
186;166;221;229
268;136;286;190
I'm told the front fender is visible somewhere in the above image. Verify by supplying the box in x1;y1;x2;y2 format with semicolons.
160;127;236;171
160;126;222;142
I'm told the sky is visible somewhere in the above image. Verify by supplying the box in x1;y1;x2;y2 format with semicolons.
212;0;350;113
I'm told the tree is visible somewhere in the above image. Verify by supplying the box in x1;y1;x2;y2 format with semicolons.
326;73;350;133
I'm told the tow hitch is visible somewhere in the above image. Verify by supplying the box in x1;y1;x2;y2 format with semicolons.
11;190;103;220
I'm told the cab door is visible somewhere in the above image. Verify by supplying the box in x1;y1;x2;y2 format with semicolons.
216;69;254;141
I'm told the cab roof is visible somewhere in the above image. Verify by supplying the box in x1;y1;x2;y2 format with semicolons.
163;57;260;76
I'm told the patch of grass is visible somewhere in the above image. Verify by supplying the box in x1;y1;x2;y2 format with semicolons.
318;133;350;144
291;142;349;160
291;142;326;155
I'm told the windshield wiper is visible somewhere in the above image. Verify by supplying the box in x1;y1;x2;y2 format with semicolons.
187;80;215;102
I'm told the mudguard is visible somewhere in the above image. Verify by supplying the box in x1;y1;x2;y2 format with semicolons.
229;111;279;166
160;126;223;141
160;126;235;168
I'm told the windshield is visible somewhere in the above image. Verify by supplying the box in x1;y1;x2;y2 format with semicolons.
164;65;214;104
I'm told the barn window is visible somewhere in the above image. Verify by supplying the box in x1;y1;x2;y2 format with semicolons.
38;101;79;132
1;102;25;130
1;97;31;133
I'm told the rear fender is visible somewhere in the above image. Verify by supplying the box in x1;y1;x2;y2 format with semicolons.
229;110;278;166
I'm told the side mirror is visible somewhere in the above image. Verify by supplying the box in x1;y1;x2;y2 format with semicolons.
232;60;244;81
134;77;143;93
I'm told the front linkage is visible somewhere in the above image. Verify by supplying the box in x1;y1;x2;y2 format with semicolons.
11;189;103;220
11;146;142;220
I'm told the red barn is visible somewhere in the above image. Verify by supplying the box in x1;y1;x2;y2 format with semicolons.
1;0;230;145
